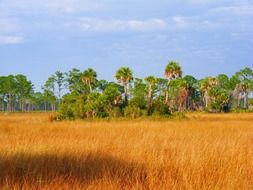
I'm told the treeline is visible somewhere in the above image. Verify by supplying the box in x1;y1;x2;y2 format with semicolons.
0;61;253;118
0;71;65;112
0;74;34;112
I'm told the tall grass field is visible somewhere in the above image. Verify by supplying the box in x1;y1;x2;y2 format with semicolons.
0;113;252;189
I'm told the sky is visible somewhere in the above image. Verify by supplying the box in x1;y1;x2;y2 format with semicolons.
0;0;253;90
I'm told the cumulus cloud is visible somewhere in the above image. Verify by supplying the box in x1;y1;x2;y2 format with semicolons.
188;0;212;4
1;0;106;15
187;0;238;5
0;35;24;45
171;15;217;31
0;0;252;44
0;18;24;45
172;16;188;27
65;18;168;33
211;5;253;16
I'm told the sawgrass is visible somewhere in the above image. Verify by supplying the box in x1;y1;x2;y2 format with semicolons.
0;113;252;189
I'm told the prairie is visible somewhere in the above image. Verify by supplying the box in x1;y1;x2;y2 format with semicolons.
0;113;252;190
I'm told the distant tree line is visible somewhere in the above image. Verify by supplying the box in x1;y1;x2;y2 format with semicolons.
1;61;253;118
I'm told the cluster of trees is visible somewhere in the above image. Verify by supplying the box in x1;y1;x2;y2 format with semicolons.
0;74;33;112
55;61;253;119
1;61;253;118
0;72;64;112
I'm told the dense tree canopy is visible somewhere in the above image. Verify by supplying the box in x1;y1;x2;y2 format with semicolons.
0;61;252;118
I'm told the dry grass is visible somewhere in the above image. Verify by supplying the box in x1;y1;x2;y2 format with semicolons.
0;113;252;190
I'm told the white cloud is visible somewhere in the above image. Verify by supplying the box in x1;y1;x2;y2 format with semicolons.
0;0;252;42
0;18;24;45
1;0;106;15
187;0;239;5
211;5;253;16
172;15;218;31
65;18;167;33
0;35;24;45
41;0;105;14
173;16;188;27
188;0;212;5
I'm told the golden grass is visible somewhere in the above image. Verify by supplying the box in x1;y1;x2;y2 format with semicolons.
0;113;252;190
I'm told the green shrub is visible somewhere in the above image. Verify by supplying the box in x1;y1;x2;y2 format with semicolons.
124;105;142;119
83;93;107;118
151;98;171;116
106;107;123;118
208;87;229;112
230;108;252;113
57;94;77;120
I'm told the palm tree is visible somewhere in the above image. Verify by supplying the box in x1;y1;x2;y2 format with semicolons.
232;83;242;108
199;77;218;108
234;68;253;109
240;82;249;109
175;79;188;111
115;67;133;103
164;61;182;103
183;75;198;110
144;76;157;114
81;68;97;93
165;61;182;79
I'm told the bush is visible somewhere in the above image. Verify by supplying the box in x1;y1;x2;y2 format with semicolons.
208;87;229;112
124;105;142;119
83;93;107;118
248;99;253;111
57;94;77;120
72;96;86;119
151;98;171;117
230;108;252;113
106;107;123;118
57;94;88;120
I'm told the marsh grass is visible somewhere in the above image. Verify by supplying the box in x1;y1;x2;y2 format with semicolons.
0;113;252;189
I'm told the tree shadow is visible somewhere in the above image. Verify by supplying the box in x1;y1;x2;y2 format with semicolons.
0;152;148;188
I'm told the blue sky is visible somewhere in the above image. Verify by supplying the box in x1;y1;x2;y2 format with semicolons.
0;0;252;90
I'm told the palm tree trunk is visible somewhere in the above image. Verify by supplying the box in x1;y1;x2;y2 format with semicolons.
165;91;169;104
184;89;188;111
89;83;92;93
237;95;240;108
244;92;248;109
2;95;6;111
0;96;3;111
147;85;152;115
204;92;209;108
124;83;128;104
7;94;11;112
186;90;191;110
52;103;56;112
